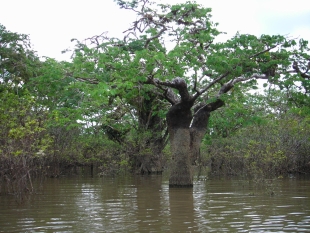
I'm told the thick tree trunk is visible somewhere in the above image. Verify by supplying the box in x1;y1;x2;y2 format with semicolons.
169;128;193;187
190;99;224;164
167;102;193;187
167;99;224;187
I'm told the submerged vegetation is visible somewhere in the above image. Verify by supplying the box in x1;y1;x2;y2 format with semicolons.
0;0;310;196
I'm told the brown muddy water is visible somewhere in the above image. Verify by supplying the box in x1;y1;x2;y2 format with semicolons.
0;173;309;232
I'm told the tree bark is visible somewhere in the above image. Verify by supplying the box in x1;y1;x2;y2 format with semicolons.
190;99;225;164
167;102;194;187
169;128;193;187
167;99;224;187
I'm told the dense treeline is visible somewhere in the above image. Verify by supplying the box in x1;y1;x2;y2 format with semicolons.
207;105;310;178
1;0;310;194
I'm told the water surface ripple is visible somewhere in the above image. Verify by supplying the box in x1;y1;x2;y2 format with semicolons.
0;175;309;232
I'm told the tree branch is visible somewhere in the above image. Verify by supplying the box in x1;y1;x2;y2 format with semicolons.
248;44;278;59
192;71;230;101
292;61;310;79
192;43;281;101
144;26;167;48
145;77;191;103
216;73;269;97
75;77;99;84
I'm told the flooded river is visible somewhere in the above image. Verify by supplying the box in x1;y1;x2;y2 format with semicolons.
0;174;309;232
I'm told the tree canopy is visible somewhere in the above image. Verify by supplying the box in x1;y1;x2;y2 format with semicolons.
66;0;309;111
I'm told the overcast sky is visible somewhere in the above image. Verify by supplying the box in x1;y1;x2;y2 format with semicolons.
1;0;310;61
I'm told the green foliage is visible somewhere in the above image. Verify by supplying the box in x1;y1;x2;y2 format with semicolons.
207;90;268;139
0;89;52;156
0;88;52;199
0;24;40;85
0;24;52;198
206;110;310;178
